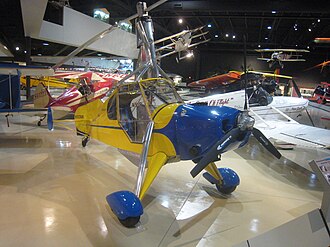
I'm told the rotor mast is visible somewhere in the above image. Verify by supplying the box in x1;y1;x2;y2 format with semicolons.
136;2;159;78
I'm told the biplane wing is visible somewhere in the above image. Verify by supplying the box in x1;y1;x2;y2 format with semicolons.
155;26;210;59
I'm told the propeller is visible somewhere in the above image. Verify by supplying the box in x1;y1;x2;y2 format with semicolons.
189;34;281;178
251;128;281;159
190;127;241;177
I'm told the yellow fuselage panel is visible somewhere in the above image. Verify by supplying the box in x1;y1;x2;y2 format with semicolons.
75;99;180;158
152;103;180;129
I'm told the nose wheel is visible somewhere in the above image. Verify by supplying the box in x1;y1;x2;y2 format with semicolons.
203;167;240;195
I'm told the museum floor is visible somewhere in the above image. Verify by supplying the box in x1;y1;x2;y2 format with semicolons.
0;115;324;247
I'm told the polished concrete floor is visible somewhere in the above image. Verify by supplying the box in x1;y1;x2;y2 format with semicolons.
0;115;325;247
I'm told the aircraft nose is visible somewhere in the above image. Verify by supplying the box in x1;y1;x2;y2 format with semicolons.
237;112;255;131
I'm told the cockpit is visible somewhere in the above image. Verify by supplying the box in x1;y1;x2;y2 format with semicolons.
107;78;182;143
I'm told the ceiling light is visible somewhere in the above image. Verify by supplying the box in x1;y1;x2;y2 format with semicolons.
115;21;118;24
214;34;218;38
186;51;193;58
308;28;312;32
258;44;261;48
225;33;229;37
317;19;320;22
178;18;183;24
271;10;276;14
24;50;27;53
265;37;268;40
295;45;298;47
42;42;49;46
232;35;236;39
207;24;212;28
15;47;19;51
307;46;310;49
267;26;272;30
37;53;42;56
97;53;102;56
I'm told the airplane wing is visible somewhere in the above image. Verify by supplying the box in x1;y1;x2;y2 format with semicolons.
154;26;205;45
257;58;270;61
255;49;309;53
156;26;210;59
255;119;330;149
188;71;242;89
280;59;306;62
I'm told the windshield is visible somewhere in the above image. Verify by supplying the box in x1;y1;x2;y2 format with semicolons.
140;78;183;108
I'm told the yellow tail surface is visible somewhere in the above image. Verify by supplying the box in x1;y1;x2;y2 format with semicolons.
33;83;54;108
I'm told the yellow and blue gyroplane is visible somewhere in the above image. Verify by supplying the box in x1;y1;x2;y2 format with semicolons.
73;2;282;227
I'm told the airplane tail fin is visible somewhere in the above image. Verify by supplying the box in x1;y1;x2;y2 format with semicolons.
33;83;55;108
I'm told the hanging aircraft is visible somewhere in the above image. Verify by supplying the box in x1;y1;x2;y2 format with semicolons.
155;26;211;61
68;2;282;228
314;38;330;43
255;49;310;69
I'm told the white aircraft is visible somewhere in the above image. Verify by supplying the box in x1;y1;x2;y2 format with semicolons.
186;89;330;151
255;49;310;69
155;26;210;61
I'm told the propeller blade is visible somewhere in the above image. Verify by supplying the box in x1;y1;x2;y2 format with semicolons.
47;107;53;131
252;128;281;159
291;79;302;98
190;127;241;177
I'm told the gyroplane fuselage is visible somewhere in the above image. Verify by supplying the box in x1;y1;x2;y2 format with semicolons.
74;77;257;227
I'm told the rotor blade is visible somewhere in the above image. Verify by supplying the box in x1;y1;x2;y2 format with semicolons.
252;128;281;159
52;26;117;70
190;127;241;177
291;79;302;98
52;0;168;70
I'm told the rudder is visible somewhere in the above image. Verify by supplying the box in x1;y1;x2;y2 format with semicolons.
33;83;54;108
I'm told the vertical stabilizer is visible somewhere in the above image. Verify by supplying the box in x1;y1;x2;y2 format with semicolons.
33;83;54;108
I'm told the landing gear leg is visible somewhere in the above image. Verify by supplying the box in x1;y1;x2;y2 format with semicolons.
82;135;90;147
37;114;47;126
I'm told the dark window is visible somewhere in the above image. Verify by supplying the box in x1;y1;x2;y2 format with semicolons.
107;96;117;120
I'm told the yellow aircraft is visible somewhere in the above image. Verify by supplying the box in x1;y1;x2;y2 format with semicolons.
20;75;78;89
67;2;281;227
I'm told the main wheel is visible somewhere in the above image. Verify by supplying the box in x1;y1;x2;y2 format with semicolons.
216;184;237;194
82;136;89;147
119;216;140;228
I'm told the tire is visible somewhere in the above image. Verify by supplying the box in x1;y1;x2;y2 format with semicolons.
216;184;237;195
119;216;140;228
82;136;89;147
37;121;41;126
